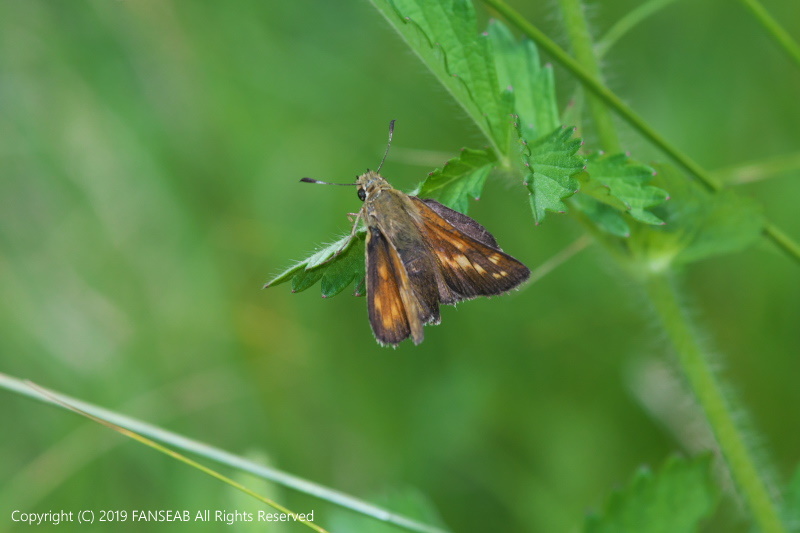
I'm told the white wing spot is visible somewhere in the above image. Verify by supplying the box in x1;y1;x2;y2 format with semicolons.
456;256;472;269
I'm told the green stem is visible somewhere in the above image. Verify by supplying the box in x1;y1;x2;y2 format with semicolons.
510;0;787;528
558;0;620;152
480;0;800;266
763;222;800;264
738;0;800;70
597;0;679;58
713;151;800;185
644;275;784;533
0;373;449;533
482;0;719;189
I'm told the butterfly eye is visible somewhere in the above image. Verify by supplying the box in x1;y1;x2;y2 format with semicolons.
357;188;366;201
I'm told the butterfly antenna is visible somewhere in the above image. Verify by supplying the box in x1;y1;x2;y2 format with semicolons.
300;177;357;186
375;119;396;173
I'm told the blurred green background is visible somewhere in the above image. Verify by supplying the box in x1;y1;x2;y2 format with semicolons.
1;1;799;531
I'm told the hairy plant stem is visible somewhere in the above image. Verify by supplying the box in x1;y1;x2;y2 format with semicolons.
481;0;800;266
555;1;785;530
558;0;620;152
644;275;784;533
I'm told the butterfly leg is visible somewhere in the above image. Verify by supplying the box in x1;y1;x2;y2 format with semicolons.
331;210;363;259
313;210;365;269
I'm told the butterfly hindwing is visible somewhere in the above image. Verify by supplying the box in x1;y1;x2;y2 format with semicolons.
421;199;499;249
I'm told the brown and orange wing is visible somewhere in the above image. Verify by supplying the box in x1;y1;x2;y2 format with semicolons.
366;226;424;346
411;197;530;303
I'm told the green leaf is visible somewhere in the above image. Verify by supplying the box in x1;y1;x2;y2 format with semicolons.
582;153;668;225
518;124;585;223
486;18;560;140
367;1;582;227
571;193;632;237
264;232;366;298
417;148;496;214
577;170;630;212
319;236;366;298
628;164;765;268
368;2;568;159
290;268;324;293
584;455;718;533
369;0;504;150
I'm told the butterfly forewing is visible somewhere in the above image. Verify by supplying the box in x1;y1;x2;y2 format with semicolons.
366;226;421;345
411;197;531;302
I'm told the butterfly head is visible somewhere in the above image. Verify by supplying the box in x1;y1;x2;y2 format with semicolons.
356;170;391;202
